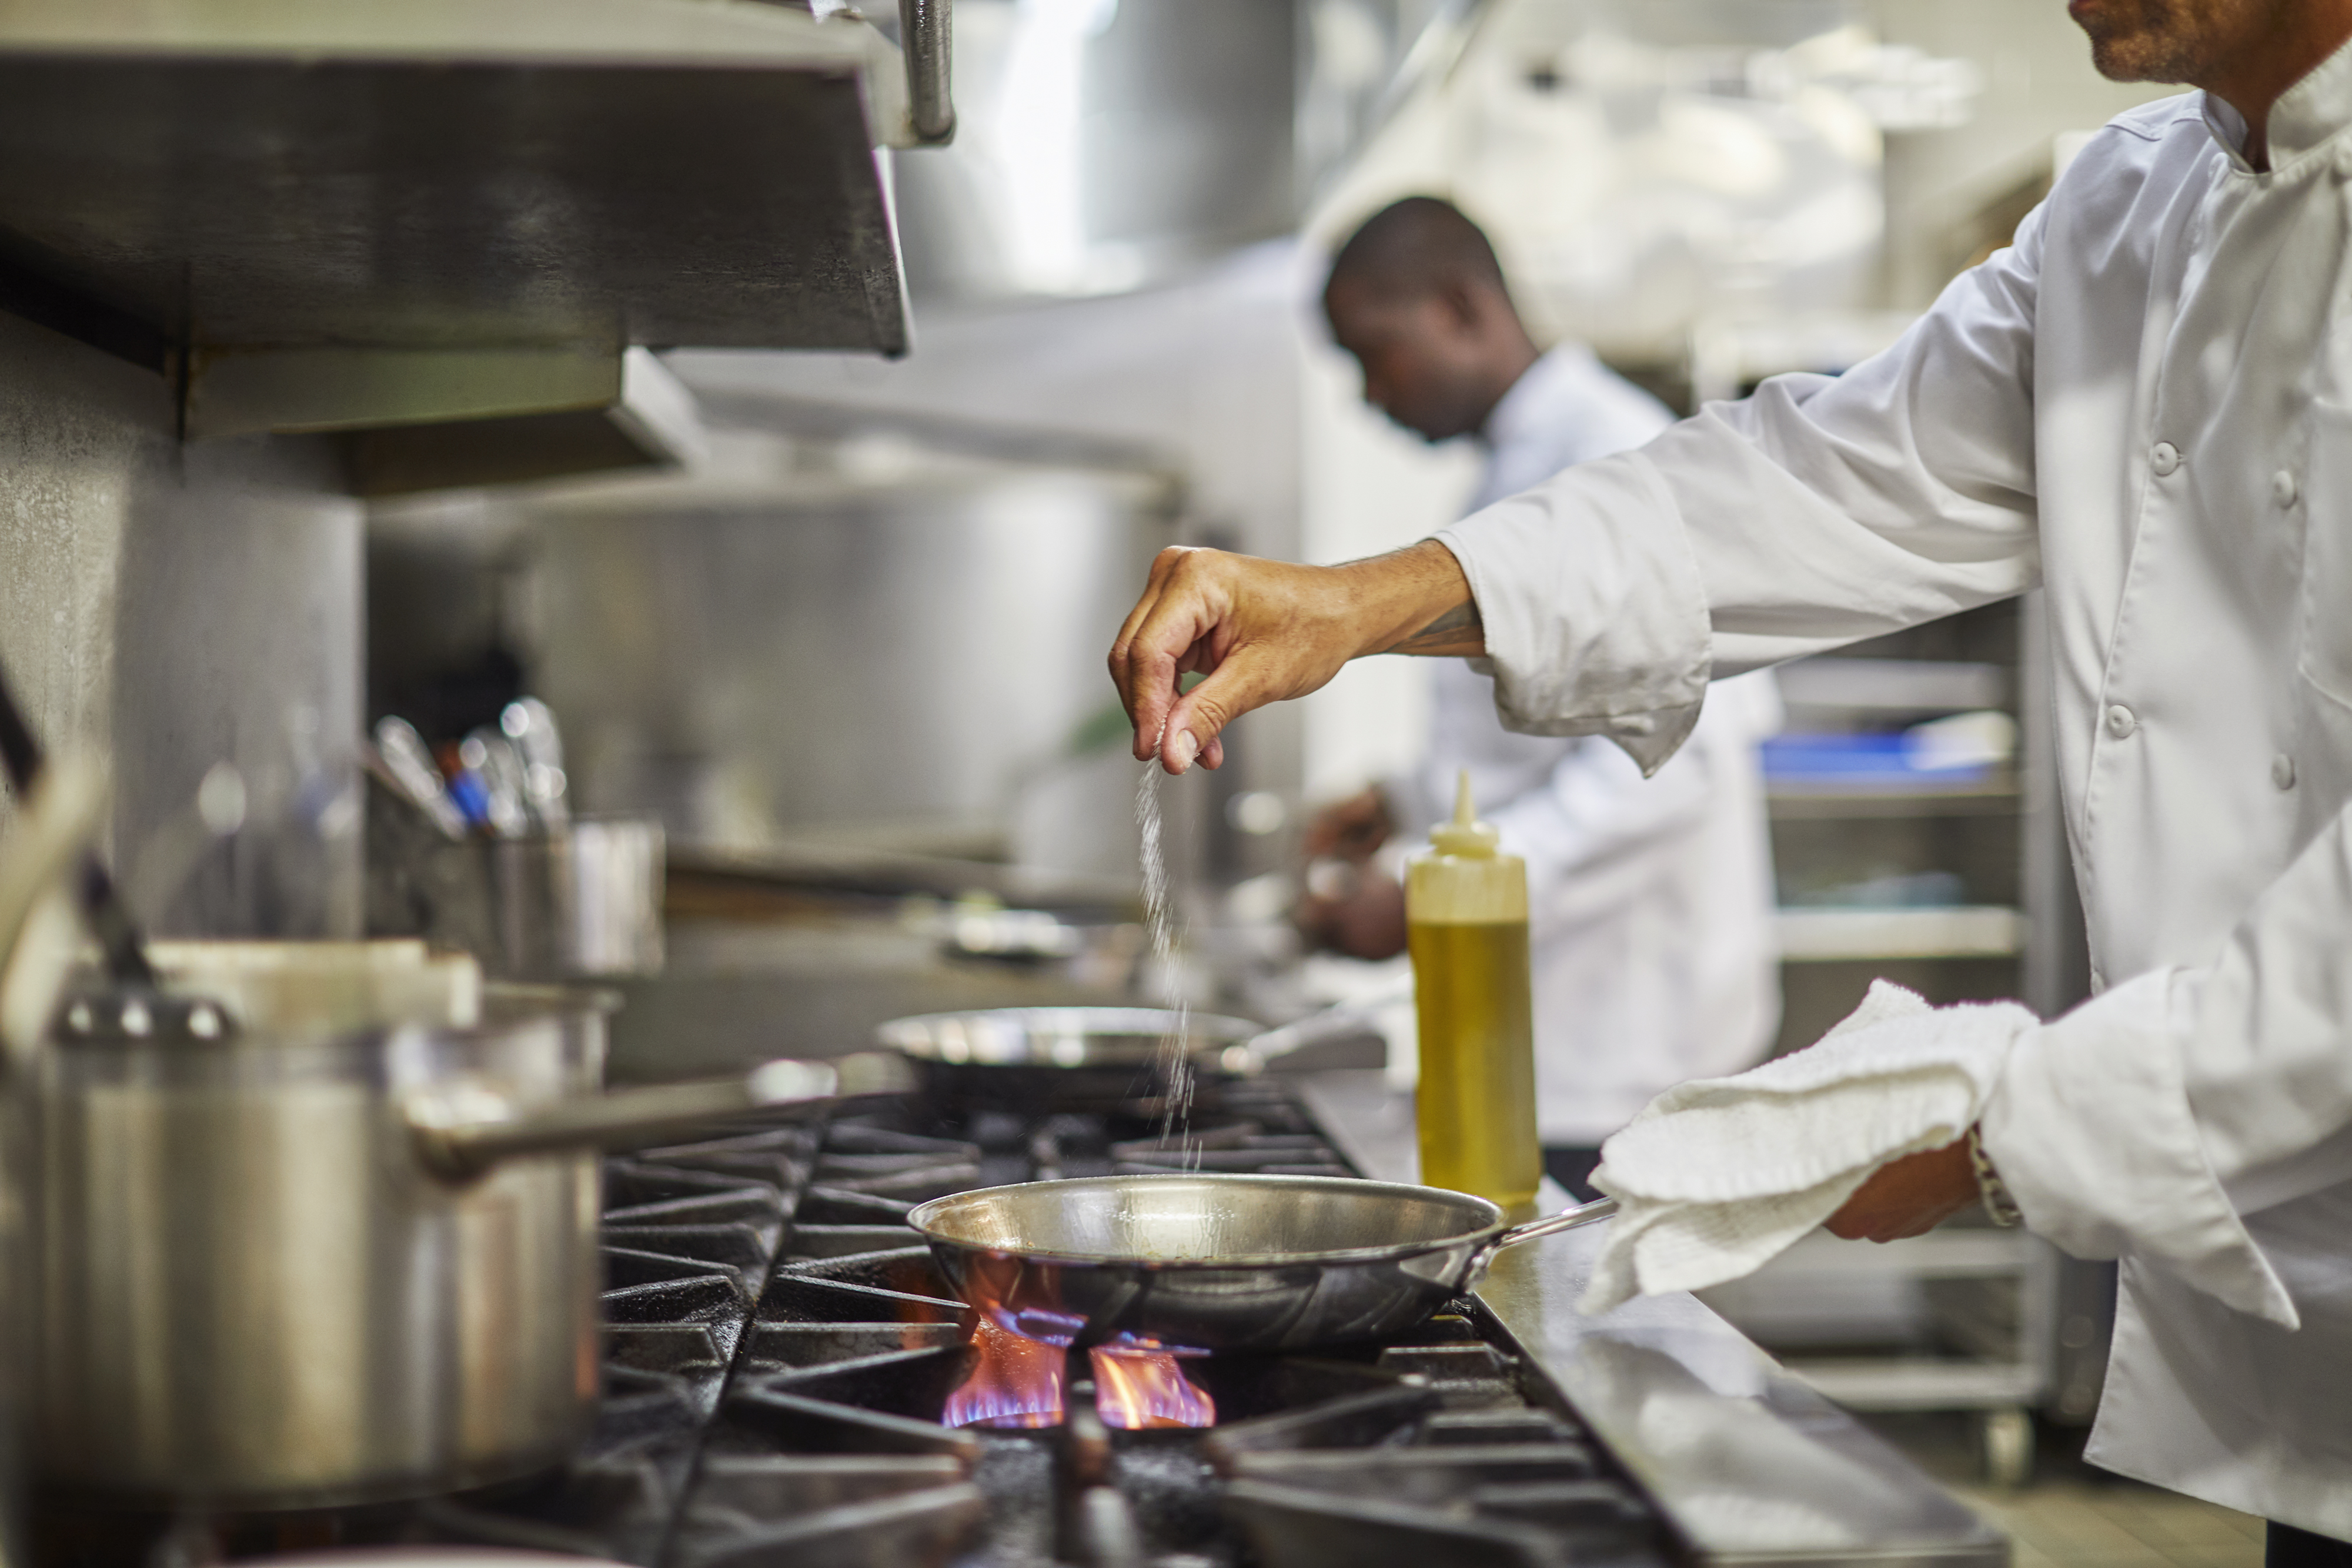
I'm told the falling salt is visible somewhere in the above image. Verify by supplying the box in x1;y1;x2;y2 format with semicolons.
1135;757;1197;1165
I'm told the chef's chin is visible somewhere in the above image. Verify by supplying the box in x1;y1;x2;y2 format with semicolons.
2069;0;2240;85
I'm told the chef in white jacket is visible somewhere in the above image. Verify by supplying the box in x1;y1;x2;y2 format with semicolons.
1296;198;1782;1196
1107;0;2352;1550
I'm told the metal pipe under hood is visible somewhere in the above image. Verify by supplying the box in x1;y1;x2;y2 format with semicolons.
900;0;955;144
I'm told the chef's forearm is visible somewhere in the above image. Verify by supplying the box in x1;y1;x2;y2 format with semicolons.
1355;540;1486;658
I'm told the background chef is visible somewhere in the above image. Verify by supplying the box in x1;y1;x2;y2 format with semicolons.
1294;196;1783;1201
1107;0;2352;1552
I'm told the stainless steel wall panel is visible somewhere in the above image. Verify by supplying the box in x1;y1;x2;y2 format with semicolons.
0;309;363;937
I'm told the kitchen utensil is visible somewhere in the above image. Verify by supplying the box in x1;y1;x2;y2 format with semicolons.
35;979;913;1505
876;1006;1262;1110
373;717;468;840
501;697;570;830
553;817;664;975
473;817;664;978
369;815;664;980
0;756;110;1568
878;1007;1262;1069
875;1001;1390;1091
908;1174;1618;1353
463;728;531;838
0;661;152;985
1232;987;1409;1073
0;755;109;1058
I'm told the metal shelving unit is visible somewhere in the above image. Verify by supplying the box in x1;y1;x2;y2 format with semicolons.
1775;905;2026;961
1699;595;2089;1486
1666;313;2107;1480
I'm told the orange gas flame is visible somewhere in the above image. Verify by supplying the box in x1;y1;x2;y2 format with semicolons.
944;1318;1066;1429
1088;1341;1217;1430
941;1253;1215;1430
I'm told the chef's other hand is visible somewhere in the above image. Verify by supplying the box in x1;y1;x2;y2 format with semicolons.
1110;540;1482;774
1304;785;1393;863
1825;1137;1980;1242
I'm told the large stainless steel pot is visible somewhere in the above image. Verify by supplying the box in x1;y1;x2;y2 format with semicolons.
907;1174;1618;1353
35;984;903;1506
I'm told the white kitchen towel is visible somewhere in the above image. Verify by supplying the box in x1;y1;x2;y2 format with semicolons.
1581;980;2038;1315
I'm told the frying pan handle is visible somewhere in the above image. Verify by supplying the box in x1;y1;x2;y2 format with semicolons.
1235;980;1414;1072
1459;1196;1619;1286
407;1051;917;1180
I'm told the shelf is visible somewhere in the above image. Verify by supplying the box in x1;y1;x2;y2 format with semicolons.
1768;779;2019;818
1776;906;2024;962
1779;1356;2044;1411
1755;1228;2037;1278
0;0;914;362
1777;657;2010;716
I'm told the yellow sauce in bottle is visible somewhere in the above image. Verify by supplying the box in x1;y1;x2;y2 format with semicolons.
1406;773;1542;1211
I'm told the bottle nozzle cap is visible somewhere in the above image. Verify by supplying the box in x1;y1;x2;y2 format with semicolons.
1427;768;1499;856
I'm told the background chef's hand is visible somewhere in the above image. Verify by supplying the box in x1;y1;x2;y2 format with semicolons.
1295;864;1408;961
1108;540;1482;774
1304;785;1392;863
1824;1137;1980;1242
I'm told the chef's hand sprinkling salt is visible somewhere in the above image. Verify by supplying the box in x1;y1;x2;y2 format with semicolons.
1107;540;1485;774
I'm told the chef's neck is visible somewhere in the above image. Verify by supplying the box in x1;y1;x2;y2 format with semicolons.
2199;0;2352;170
1472;342;1542;442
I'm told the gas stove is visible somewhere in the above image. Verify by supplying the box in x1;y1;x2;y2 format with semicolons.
32;1074;1679;1568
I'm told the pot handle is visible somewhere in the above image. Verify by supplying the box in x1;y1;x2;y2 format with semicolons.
407;1051;918;1181
1456;1197;1619;1289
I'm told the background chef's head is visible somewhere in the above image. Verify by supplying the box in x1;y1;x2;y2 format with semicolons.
1322;195;1538;446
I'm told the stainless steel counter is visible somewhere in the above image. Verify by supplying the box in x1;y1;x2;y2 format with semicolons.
1298;1070;2007;1568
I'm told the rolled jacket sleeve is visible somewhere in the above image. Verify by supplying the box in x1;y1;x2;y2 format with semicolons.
1980;971;2298;1328
1968;744;2352;1331
1433;455;1713;775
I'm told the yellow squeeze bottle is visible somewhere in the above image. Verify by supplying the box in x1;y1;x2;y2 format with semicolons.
1406;771;1542;1211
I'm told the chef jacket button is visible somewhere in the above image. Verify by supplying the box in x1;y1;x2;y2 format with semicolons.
2274;469;2300;507
2105;703;2138;739
2150;442;2180;476
2273;753;2297;790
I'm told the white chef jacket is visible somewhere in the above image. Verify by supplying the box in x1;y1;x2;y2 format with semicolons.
1436;44;2352;1534
1396;345;1782;1145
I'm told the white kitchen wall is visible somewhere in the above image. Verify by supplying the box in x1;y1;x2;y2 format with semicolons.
1867;0;2175;306
1294;291;1481;805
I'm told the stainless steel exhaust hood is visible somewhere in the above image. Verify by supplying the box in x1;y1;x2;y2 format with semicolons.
0;0;951;449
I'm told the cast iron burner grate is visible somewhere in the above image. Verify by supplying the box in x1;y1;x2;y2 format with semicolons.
31;1077;1673;1568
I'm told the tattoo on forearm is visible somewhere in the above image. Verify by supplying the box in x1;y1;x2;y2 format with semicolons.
1384;600;1484;655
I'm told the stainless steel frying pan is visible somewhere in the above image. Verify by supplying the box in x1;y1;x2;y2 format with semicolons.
877;1007;1262;1071
876;1007;1268;1111
873;1005;1392;1114
906;1174;1618;1353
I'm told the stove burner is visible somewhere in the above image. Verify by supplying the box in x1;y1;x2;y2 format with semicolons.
31;1078;1672;1568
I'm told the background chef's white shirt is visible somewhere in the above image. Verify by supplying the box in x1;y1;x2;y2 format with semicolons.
1437;44;2352;1537
1391;345;1781;1145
